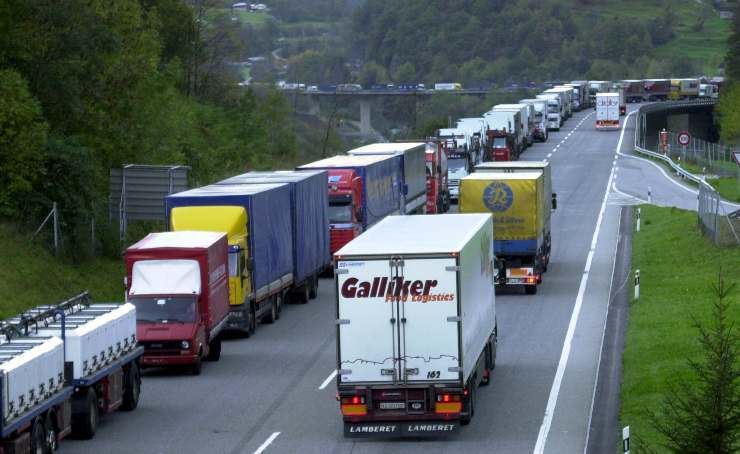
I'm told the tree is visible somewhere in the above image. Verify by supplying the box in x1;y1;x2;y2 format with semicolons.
649;273;740;453
716;85;740;144
725;2;740;82
0;69;47;216
393;62;417;83
357;61;390;87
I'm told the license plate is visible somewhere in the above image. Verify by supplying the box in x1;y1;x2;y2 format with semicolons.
379;402;406;410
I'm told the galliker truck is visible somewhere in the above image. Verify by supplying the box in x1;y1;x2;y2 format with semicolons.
126;231;231;374
460;169;553;294
334;214;497;437
298;155;401;254
596;93;620;130
217;170;331;301
166;183;293;334
0;293;142;452
347;143;427;215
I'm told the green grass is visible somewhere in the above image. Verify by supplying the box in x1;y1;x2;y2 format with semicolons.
620;206;740;452
596;0;730;75
205;8;272;27
0;223;125;319
710;176;740;203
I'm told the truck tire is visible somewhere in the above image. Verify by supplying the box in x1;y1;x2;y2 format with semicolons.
263;297;278;324
71;388;98;439
308;276;318;299
245;303;257;338
525;284;537;295
460;385;474;426
45;412;58;452
276;292;283;317
121;362;141;411
191;353;203;376
294;285;309;304
30;417;47;454
206;337;222;361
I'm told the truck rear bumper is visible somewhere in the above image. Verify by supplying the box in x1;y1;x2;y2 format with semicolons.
344;420;459;438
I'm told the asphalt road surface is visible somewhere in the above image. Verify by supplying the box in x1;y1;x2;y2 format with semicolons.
61;108;638;454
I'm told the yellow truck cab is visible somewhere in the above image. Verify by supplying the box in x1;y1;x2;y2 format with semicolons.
170;206;253;325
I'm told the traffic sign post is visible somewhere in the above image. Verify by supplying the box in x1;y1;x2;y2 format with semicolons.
678;131;691;163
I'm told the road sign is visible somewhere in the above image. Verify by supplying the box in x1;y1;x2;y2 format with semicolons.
677;131;691;146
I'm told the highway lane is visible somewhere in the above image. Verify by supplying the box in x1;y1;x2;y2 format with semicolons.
60;108;626;454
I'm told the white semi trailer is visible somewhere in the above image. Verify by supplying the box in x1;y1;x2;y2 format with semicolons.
334;214;497;437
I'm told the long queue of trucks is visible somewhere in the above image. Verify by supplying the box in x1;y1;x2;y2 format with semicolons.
434;81;593;201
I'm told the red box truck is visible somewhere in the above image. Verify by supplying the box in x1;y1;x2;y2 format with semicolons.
125;231;231;375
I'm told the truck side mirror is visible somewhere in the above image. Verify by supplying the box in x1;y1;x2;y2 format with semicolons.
402;184;408;196
436;165;441;173
552;193;558;210
246;257;254;272
356;209;364;223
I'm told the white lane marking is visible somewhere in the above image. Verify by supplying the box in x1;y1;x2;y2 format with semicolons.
533;111;635;454
612;181;648;204
615;149;699;196
547;153;553;158
253;432;280;454
318;370;337;390
582;205;624;454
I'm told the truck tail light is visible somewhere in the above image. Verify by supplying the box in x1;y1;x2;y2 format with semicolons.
527;277;536;284
340;396;367;416
435;393;462;414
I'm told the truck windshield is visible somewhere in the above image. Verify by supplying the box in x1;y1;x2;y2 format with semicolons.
130;296;197;323
548;105;559;113
448;158;467;171
328;203;353;223
493;137;507;148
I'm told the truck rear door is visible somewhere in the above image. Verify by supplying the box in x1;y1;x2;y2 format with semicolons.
336;256;460;384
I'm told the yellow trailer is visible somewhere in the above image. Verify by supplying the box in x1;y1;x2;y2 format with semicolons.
459;171;551;294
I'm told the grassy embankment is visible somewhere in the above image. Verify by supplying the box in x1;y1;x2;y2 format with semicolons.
0;223;125;319
597;0;730;75
620;205;740;451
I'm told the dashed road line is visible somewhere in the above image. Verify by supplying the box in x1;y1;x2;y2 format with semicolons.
318;370;337;390
253;432;280;454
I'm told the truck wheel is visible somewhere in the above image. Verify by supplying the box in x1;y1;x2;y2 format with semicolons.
121;362;141;411
206;337;222;362
45;412;58;452
263;297;278;324
461;385;475;426
308;276;318;299
71;388;98;439
294;285;309;304
525;285;538;295
191;353;203;376
245;304;257;338
31;417;47;454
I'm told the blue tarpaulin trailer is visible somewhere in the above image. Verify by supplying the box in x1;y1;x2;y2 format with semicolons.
296;155;402;229
217;170;331;292
165;183;294;295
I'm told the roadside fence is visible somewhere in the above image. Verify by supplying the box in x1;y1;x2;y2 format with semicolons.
634;103;740;247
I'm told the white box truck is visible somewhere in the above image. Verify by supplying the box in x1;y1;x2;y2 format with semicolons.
518;99;548;142
596;93;620;130
536;94;562;131
334;214;497;437
493;104;534;147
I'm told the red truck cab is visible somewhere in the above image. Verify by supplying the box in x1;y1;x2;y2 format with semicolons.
328;169;364;253
125;231;231;375
486;129;517;161
425;142;450;214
